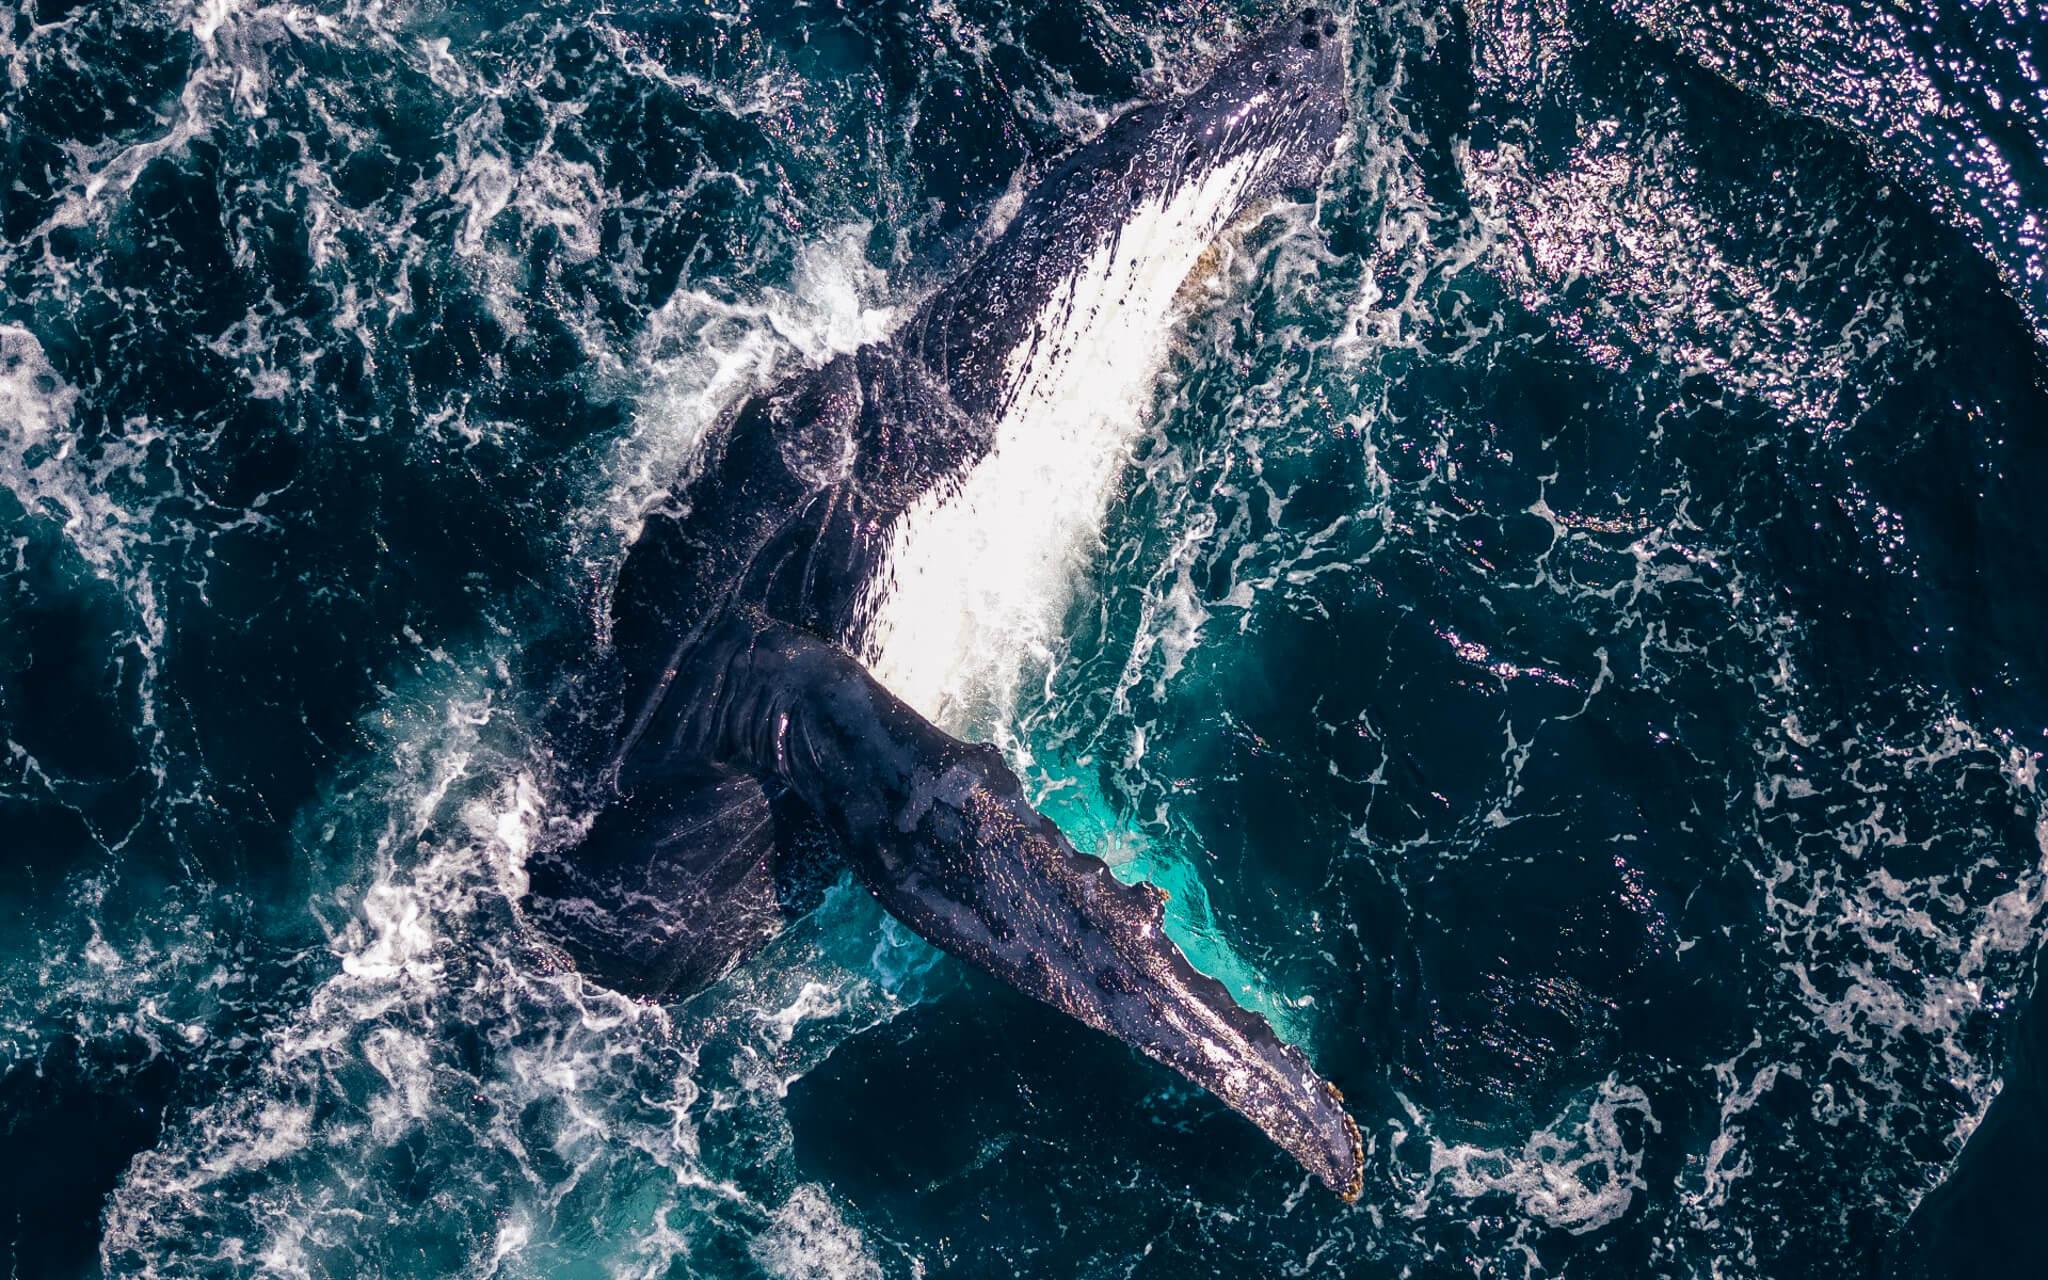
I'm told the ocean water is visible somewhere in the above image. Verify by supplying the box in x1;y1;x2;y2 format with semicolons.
2;0;2046;1276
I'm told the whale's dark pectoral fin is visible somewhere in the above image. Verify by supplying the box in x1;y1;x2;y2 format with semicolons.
523;765;786;999
688;613;1364;1200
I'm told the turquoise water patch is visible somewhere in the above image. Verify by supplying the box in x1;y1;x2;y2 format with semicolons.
1027;758;1310;1046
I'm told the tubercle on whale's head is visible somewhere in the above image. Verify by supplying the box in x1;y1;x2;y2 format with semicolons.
1175;7;1351;200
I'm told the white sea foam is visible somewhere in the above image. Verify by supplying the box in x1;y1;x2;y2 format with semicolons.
1400;1076;1661;1238
0;324;119;574
750;1185;883;1280
29;0;335;239
0;323;174;773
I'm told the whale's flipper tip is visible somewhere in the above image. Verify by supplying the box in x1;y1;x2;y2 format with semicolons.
1334;1089;1366;1202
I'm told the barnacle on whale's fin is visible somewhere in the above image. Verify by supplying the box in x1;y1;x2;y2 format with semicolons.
655;610;1363;1199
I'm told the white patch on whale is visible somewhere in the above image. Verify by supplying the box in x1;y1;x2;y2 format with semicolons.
860;142;1282;735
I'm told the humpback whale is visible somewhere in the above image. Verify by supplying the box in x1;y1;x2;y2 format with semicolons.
526;10;1362;1199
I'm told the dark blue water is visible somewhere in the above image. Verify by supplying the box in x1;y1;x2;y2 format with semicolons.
3;1;2045;1275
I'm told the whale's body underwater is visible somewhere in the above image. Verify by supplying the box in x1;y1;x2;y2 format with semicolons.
525;12;1361;1198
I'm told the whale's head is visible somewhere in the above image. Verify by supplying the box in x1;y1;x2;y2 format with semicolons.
1045;6;1353;265
908;11;1350;417
1174;6;1352;204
